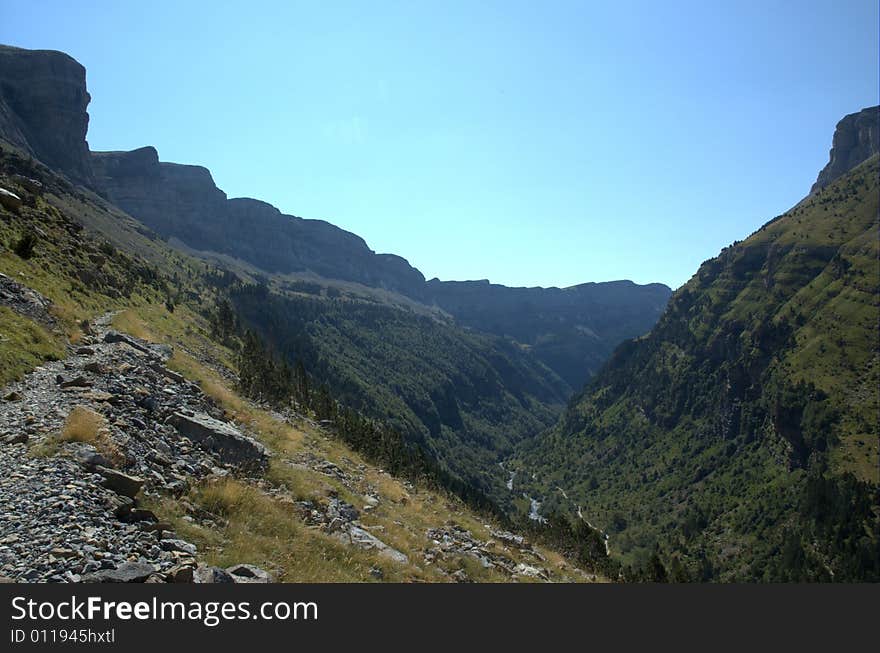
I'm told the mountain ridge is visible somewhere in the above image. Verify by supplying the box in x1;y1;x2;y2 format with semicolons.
0;43;671;391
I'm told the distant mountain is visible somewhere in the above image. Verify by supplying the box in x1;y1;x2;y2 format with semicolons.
518;107;880;581
90;146;429;297
0;43;670;392
426;278;671;388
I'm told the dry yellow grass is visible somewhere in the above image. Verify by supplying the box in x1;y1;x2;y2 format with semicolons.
60;405;124;466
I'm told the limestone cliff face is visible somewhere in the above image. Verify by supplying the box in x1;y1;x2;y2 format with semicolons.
90;148;427;296
91;147;228;244
0;45;93;184
811;105;879;193
425;279;672;388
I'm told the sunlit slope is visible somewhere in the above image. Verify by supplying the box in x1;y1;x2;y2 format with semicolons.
520;156;879;581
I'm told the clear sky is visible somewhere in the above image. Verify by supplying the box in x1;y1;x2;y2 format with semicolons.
2;1;878;289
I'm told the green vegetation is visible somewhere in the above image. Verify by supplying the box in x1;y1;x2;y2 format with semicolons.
224;282;570;509
0;306;65;386
520;157;880;581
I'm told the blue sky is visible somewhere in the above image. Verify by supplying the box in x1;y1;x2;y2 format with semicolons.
3;1;878;289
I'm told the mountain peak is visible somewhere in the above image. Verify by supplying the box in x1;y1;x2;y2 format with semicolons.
811;105;879;193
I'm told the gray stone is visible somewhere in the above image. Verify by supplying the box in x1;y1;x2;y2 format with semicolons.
59;376;92;388
0;187;22;212
81;561;156;583
193;565;234;583
166;564;195;583
226;563;271;583
160;538;197;555
103;330;151;354
70;443;108;471
338;526;409;564
96;466;144;498
168;412;268;468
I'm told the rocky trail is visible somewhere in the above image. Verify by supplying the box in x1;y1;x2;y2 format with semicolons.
0;295;270;582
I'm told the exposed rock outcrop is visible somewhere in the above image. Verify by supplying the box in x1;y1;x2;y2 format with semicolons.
811;105;879;193
91;147;228;241
426;278;672;388
0;272;56;327
0;45;93;184
90;147;428;297
168;411;269;470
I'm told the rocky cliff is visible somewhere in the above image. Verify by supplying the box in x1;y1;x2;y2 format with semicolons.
0;45;93;184
91;147;428;296
426;279;672;388
811;105;879;193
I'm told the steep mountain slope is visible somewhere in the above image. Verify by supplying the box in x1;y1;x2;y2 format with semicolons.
519;109;880;581
1;131;600;583
228;283;570;508
90;146;429;298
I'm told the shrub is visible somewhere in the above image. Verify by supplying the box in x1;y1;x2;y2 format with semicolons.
13;231;37;259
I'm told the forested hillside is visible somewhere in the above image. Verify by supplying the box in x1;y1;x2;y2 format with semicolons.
519;150;879;581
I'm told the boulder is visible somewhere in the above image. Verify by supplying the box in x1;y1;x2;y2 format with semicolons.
0;187;22;212
226;564;271;583
83;361;108;374
107;494;135;519
166;564;195;583
103;330;151;354
96;466;144;498
160;538;197;555
70;443;108;471
168;411;268;469
81;561;156;583
59;376;92;388
193;565;234;583
125;508;158;523
338;526;409;565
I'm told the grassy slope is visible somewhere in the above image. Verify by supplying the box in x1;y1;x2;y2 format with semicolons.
518;157;879;580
